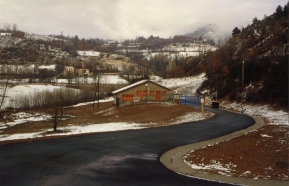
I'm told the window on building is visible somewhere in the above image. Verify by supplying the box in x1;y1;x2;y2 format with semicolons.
163;91;167;95
150;91;154;96
143;91;147;96
122;94;133;101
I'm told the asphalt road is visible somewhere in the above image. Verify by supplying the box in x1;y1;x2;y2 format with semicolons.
0;104;255;186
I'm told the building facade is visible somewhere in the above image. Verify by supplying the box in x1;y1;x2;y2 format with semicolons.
63;66;74;76
75;68;90;77
112;79;171;106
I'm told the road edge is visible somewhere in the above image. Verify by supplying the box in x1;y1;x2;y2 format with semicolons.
160;114;288;186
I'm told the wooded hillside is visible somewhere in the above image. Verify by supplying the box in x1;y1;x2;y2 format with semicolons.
176;3;288;105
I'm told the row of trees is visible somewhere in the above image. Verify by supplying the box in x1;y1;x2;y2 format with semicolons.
232;2;289;37
4;85;102;131
1;23;18;32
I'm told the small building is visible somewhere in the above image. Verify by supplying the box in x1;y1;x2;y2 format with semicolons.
75;68;90;77
63;66;74;76
111;79;172;106
253;30;261;38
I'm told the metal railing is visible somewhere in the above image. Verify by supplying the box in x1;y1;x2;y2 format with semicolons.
180;96;202;105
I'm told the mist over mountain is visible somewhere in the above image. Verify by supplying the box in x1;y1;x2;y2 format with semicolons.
184;24;230;44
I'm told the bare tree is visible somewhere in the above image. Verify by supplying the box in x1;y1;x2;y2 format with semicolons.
12;23;17;31
0;65;10;109
92;74;100;109
0;77;9;109
3;23;11;32
48;89;70;132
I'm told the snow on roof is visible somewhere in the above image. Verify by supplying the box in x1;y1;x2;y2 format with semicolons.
112;79;149;94
112;79;171;94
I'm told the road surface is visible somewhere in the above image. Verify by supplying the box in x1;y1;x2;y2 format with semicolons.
0;105;254;185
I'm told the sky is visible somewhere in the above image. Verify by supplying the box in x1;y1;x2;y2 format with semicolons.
0;0;287;40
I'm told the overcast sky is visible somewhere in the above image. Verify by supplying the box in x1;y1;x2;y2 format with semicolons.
0;0;287;40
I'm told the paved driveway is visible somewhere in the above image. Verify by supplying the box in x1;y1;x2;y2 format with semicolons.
0;105;254;186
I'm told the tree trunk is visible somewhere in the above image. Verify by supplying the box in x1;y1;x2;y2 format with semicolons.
0;77;9;109
53;124;57;132
92;77;98;109
97;78;100;108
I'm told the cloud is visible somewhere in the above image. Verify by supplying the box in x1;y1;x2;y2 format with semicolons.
0;0;287;40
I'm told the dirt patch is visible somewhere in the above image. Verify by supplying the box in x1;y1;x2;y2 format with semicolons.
0;102;212;144
184;124;289;181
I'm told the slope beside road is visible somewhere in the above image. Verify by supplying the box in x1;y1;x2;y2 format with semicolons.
160;113;288;186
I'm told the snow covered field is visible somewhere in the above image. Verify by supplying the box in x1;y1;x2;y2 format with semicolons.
2;84;65;108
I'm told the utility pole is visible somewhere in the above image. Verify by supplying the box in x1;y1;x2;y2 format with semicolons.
146;83;148;102
97;77;100;108
242;54;244;87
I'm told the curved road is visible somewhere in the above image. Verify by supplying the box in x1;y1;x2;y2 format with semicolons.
0;105;254;186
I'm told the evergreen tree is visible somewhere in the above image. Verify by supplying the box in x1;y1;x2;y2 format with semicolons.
232;27;241;37
252;17;259;24
275;5;283;18
283;3;288;16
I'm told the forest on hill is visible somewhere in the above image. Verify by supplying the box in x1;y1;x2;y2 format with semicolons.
170;3;288;105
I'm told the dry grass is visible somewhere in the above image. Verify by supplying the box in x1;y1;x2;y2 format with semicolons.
0;101;204;137
184;124;289;180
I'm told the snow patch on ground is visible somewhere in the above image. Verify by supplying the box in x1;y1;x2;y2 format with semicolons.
0;112;50;129
184;158;237;176
0;98;210;142
183;100;288;179
0;122;145;141
72;97;114;107
220;101;288;126
171;112;213;124
0;112;205;141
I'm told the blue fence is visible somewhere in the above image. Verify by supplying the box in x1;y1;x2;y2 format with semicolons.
180;96;202;105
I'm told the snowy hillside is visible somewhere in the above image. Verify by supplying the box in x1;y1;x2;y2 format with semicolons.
25;33;61;41
156;73;206;95
185;24;227;43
